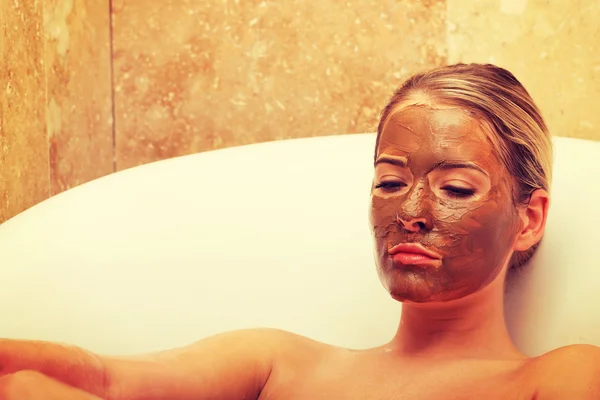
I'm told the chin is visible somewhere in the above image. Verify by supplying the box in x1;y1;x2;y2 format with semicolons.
384;279;478;304
391;291;464;304
378;261;505;305
389;289;457;303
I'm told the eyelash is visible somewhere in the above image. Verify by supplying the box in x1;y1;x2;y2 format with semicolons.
374;182;476;198
441;186;476;199
374;181;406;190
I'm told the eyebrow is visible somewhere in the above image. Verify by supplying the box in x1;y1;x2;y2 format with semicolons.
374;155;408;167
431;161;489;176
375;156;489;177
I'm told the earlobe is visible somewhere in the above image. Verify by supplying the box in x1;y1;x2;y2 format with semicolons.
513;189;550;251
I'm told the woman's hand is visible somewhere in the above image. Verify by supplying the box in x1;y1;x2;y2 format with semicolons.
0;370;103;399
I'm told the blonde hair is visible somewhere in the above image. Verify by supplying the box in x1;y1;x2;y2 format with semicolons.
375;63;553;269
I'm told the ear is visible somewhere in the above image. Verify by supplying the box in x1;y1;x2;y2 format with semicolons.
513;189;550;252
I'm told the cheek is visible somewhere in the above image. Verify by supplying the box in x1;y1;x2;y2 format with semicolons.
432;197;520;260
370;188;520;258
370;194;402;239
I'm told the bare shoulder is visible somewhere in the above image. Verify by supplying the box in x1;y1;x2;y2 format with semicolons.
537;344;600;375
246;328;341;363
130;327;330;359
209;327;336;354
531;344;600;399
106;327;336;400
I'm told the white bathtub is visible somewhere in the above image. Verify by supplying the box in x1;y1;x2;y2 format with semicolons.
0;133;599;357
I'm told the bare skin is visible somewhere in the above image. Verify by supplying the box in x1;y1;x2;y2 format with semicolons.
0;371;102;400
1;328;599;399
1;99;599;399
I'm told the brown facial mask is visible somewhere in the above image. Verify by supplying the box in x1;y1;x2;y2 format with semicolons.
369;105;522;303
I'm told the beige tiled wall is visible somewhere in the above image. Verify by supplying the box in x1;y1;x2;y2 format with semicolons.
447;0;600;140
1;0;112;223
1;1;50;223
44;0;114;194
111;0;445;170
1;0;599;223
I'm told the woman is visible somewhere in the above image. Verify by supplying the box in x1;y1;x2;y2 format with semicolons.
1;63;599;399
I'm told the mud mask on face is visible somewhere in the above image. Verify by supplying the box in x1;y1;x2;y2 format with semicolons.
369;105;521;303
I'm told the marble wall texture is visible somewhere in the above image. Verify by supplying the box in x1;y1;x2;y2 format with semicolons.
1;0;112;222
1;0;599;222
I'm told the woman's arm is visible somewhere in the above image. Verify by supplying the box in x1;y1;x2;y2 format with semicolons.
0;328;287;400
0;370;104;399
0;338;107;396
104;328;284;400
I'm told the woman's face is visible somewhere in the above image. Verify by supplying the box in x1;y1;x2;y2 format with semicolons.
369;104;522;303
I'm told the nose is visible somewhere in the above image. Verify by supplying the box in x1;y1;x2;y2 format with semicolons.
396;182;433;232
396;213;430;233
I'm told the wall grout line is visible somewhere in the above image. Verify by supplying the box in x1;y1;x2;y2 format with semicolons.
108;0;117;173
42;0;52;195
445;0;451;65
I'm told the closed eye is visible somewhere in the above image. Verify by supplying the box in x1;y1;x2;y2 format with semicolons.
441;185;476;199
375;181;407;191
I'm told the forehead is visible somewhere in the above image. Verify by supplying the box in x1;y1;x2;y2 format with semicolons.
378;104;500;168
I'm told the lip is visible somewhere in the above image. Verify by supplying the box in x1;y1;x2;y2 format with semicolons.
388;243;442;267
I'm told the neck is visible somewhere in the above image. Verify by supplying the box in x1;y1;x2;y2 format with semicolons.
389;271;525;360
